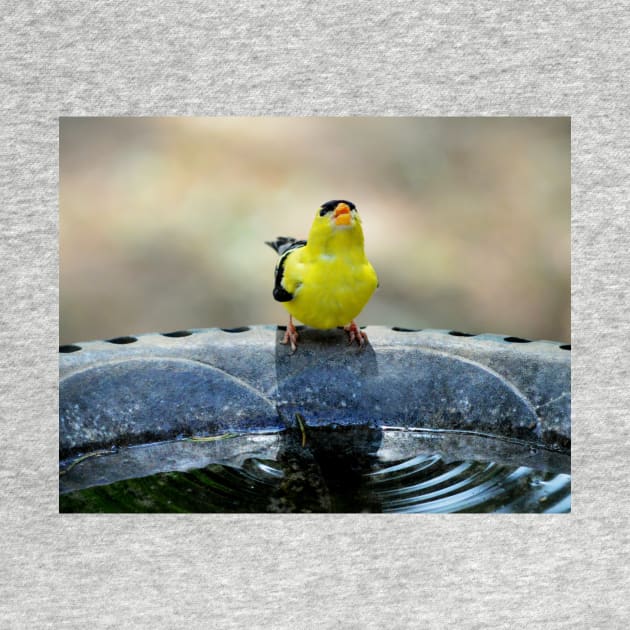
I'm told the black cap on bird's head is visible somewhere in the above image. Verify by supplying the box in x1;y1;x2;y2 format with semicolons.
319;200;356;216
318;200;357;226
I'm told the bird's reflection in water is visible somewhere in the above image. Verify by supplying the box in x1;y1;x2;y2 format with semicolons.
268;421;383;513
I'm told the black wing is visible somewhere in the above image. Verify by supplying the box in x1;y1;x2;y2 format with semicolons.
266;237;306;302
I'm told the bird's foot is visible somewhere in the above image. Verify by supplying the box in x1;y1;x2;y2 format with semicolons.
344;321;368;347
280;316;299;353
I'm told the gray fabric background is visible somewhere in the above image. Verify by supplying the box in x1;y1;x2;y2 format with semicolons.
1;1;628;628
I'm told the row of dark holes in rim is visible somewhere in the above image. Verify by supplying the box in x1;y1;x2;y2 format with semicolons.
59;327;571;353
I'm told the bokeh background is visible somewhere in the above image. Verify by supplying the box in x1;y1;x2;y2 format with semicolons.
59;117;570;345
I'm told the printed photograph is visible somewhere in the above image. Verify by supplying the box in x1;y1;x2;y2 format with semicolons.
59;117;570;513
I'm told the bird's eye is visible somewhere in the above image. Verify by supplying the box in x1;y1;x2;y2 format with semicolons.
319;206;332;217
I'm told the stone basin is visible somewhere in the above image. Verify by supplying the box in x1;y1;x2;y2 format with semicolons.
59;325;570;461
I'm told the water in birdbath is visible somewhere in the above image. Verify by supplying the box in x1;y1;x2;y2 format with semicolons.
59;425;570;513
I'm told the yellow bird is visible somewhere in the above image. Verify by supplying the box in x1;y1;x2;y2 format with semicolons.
266;200;378;352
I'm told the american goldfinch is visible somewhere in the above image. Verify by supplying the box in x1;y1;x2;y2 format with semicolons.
266;200;378;352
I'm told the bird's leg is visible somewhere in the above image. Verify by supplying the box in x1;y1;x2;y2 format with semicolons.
344;320;368;347
281;315;299;352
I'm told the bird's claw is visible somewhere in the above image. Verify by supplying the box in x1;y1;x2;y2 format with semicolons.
344;321;368;348
281;329;298;353
280;317;299;353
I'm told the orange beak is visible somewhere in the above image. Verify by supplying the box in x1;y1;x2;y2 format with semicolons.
333;203;352;226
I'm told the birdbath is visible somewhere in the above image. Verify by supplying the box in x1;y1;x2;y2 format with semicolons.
59;326;570;512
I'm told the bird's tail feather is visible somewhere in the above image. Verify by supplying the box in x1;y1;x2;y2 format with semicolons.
265;236;304;255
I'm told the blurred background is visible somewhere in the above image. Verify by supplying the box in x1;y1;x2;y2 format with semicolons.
59;117;570;345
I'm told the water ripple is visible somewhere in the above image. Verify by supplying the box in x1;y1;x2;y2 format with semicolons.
368;456;570;513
